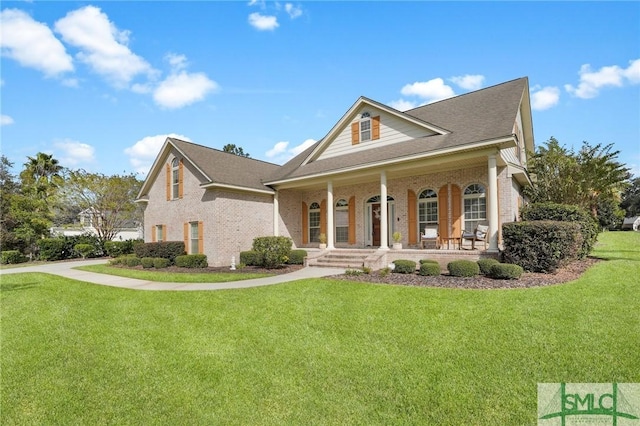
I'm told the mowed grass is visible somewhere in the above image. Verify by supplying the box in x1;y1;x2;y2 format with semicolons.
75;264;273;283
1;232;638;425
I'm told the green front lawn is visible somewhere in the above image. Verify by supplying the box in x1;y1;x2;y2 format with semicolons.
75;264;274;283
1;232;638;424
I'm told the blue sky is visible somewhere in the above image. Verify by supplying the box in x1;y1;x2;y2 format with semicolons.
1;1;639;178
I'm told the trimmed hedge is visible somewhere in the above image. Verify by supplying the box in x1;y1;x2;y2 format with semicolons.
419;262;441;276
37;235;104;261
153;258;170;269
141;257;155;268
252;236;292;269
502;221;582;273
124;256;141;267
104;240;139;257
134;241;185;263
521;202;598;258
240;250;261;266
1;250;27;264
175;254;208;268
393;259;416;274
477;258;500;275
447;260;480;277
488;263;524;280
74;243;96;259
288;249;307;265
36;238;67;261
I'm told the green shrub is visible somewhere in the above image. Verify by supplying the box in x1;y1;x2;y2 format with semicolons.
447;260;480;277
74;243;96;259
140;257;155;268
521;202;598;258
345;268;363;276
1;250;27;264
153;258;170;269
252;236;292;269
109;257;122;266
419;259;439;265
104;240;139;257
240;250;261;266
287;249;307;265
419;262;441;276
63;234;103;259
37;238;67;261
124;256;141;267
362;266;372;274
134;242;185;263
477;258;500;275
393;259;416;274
379;267;391;277
502;221;582;273
175;254;208;268
488;263;524;280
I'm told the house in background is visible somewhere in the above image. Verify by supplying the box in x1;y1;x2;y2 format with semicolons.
51;208;143;241
136;77;534;268
622;216;640;231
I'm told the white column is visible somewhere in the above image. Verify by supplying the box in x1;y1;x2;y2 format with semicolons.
380;171;389;249
327;181;335;249
488;154;499;251
273;190;279;236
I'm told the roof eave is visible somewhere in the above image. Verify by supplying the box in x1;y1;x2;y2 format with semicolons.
200;182;275;195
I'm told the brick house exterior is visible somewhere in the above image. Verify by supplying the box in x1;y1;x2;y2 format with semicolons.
137;77;534;267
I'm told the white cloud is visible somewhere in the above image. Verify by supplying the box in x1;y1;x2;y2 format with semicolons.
388;99;419;111
449;74;485;91
265;138;316;164
248;12;279;31
54;5;153;88
285;4;303;19
165;53;188;71
54;139;95;166
400;78;456;103
124;133;192;175
0;9;74;77
531;86;560;111
565;58;640;99
153;71;218;109
1;115;15;126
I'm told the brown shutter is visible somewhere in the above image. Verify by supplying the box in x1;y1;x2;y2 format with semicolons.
302;202;308;244
438;185;449;239
166;163;171;201
184;222;189;252
348;196;356;245
320;199;327;237
372;116;380;140
162;225;167;242
198;221;204;254
451;184;462;238
151;225;156;242
178;159;184;199
408;189;417;245
351;122;359;145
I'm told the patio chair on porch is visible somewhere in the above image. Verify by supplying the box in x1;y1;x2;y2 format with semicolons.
420;227;440;249
461;224;489;250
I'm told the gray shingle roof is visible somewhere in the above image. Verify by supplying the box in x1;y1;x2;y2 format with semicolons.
169;138;281;192
266;77;528;183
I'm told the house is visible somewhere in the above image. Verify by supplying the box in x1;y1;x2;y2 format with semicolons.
621;216;640;231
51;208;143;241
136;77;534;267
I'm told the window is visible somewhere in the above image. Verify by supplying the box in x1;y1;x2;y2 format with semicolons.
463;184;487;231
190;222;199;254
335;199;349;243
171;158;180;199
360;112;371;142
309;202;321;243
418;189;438;235
155;225;164;242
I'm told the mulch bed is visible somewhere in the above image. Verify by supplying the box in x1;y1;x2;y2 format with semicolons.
131;264;306;275
327;258;600;289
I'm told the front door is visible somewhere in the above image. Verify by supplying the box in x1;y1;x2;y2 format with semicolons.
372;203;381;246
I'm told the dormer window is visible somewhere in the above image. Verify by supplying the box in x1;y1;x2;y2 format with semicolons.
360;112;372;142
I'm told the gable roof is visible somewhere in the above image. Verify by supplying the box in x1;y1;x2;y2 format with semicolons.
137;138;281;199
265;77;530;185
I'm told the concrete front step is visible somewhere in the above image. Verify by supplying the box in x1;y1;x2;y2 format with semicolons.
308;250;375;269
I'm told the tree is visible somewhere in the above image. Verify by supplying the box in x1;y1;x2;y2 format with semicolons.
222;144;250;158
524;138;630;219
0;156;20;250
19;152;63;200
62;171;143;246
620;176;640;217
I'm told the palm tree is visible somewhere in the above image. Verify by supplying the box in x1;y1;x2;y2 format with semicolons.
20;152;63;198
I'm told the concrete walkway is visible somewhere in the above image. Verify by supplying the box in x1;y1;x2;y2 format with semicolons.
0;259;346;291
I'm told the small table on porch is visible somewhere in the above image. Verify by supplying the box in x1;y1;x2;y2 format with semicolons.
440;237;461;250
